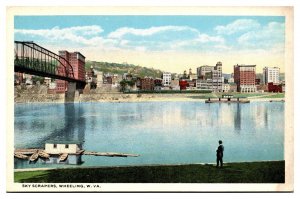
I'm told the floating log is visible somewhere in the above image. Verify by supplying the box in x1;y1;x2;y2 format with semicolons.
14;153;29;160
83;151;139;157
77;150;85;155
59;153;68;162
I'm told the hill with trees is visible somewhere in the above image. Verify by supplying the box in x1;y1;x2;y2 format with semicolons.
85;61;163;78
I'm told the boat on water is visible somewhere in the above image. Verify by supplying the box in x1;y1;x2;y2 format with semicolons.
270;99;285;102
29;152;39;162
59;153;68;162
38;150;50;159
14;153;28;160
15;141;139;165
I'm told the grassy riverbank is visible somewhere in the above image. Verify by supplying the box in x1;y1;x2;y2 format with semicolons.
15;161;284;183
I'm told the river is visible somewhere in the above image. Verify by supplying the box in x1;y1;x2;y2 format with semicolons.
14;101;284;169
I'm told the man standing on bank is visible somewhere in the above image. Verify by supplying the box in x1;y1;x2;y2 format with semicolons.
216;140;224;168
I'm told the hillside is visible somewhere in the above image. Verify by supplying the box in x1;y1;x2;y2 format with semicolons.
85;61;163;78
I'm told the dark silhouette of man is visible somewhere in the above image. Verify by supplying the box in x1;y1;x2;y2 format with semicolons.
216;140;224;168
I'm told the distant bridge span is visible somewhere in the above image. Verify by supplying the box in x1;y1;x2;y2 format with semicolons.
14;41;86;87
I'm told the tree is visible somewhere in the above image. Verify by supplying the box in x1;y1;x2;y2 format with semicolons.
120;80;127;92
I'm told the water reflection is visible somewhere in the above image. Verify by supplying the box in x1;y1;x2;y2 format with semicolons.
40;104;86;144
14;102;284;169
234;104;241;131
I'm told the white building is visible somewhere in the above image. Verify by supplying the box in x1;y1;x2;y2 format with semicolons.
228;77;234;83
49;82;56;89
196;79;213;91
94;70;103;87
262;67;280;84
44;77;51;86
197;65;212;79
162;72;172;87
222;83;231;92
196;62;223;92
45;143;82;154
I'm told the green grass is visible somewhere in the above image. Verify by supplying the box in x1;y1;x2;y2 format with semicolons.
14;161;284;183
257;93;285;99
227;93;265;98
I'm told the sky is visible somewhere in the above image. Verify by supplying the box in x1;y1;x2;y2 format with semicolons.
14;15;285;74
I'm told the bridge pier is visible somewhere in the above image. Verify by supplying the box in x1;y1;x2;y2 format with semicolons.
65;82;76;102
65;82;85;103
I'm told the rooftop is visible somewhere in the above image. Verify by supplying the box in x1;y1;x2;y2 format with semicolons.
45;140;84;145
234;64;256;67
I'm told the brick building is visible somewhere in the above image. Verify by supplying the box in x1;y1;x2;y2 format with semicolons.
255;78;261;85
140;77;154;91
55;51;85;93
234;64;256;93
179;80;188;90
14;72;24;85
268;82;283;93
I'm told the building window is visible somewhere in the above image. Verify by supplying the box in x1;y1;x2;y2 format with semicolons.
65;144;69;149
54;144;57;148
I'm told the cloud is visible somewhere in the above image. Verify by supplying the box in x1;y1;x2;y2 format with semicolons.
107;25;225;52
15;25;106;47
15;25;225;52
215;19;261;35
16;22;284;54
107;26;199;39
237;22;285;49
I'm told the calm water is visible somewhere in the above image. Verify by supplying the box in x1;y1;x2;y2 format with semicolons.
14;101;284;169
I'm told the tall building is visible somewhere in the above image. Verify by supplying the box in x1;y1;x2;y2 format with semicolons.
162;72;172;87
196;62;223;92
197;65;212;79
234;64;256;93
212;61;223;92
262;67;280;85
56;51;86;93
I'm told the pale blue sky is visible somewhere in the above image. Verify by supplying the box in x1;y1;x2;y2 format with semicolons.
14;15;286;73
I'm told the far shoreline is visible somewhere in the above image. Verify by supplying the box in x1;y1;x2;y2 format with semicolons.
14;92;285;104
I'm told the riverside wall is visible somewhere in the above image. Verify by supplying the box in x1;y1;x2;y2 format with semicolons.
14;85;206;103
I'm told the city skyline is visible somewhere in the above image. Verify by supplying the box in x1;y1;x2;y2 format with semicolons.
14;15;285;74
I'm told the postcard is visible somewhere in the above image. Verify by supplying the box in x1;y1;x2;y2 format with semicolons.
6;6;294;192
